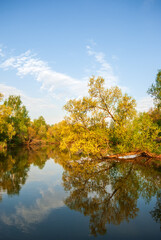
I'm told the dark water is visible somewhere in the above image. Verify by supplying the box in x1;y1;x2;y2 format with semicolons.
0;147;160;240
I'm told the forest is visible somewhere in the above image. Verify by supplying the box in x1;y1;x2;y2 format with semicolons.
0;71;161;158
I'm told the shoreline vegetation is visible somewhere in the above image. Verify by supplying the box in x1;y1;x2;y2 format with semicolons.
0;72;161;161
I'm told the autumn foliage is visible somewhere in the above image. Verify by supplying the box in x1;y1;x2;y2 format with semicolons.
0;74;161;156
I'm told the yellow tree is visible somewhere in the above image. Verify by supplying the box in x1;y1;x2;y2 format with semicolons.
63;77;136;156
88;76;136;124
0;93;15;149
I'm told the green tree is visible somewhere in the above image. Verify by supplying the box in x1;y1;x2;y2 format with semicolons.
62;76;160;155
148;108;161;128
4;95;30;144
33;116;47;139
110;112;160;153
148;70;161;108
147;71;161;138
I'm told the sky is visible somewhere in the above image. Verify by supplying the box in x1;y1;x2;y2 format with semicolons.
0;0;161;124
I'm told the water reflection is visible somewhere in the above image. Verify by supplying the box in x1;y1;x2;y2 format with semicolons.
0;147;66;233
0;147;161;238
1;185;65;231
0;147;49;200
150;191;161;230
55;155;161;236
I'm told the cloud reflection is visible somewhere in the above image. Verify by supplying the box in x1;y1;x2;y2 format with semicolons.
1;185;66;231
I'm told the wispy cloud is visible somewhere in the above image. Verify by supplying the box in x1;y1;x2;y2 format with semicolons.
86;45;119;87
0;83;55;109
136;96;154;112
0;83;58;123
0;50;87;99
86;45;153;112
0;49;4;57
0;45;153;123
0;46;120;100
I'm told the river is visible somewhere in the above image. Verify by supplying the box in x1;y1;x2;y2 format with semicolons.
0;147;160;240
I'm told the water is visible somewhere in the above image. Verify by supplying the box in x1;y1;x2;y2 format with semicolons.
0;147;160;240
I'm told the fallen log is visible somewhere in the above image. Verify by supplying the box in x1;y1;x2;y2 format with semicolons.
103;151;161;160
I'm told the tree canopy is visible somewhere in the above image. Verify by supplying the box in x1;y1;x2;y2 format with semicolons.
0;75;160;156
63;76;160;155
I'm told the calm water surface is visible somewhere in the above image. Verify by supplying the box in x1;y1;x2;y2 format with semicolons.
0;147;160;240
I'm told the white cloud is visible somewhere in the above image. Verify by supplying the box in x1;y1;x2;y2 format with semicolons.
0;46;121;101
0;83;58;123
0;83;55;110
0;45;153;124
136;96;154;112
86;45;119;87
86;44;154;113
0;83;22;97
0;50;88;99
0;48;4;57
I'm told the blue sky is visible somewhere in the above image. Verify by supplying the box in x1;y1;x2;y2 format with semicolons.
0;0;161;123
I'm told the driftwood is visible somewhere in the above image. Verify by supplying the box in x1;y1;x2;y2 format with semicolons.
103;151;161;160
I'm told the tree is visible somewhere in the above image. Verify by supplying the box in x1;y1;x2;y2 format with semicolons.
88;76;137;124
0;93;15;148
33;116;47;139
148;108;161;128
63;77;137;155
148;70;161;108
4;95;30;144
147;71;161;134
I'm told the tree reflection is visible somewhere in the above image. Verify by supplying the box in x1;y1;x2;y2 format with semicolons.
0;147;161;236
150;191;161;230
59;157;161;236
0;147;49;200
